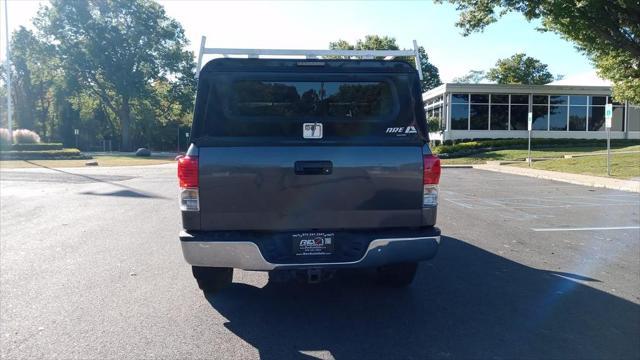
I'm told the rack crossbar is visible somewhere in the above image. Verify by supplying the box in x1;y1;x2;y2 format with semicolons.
196;36;423;80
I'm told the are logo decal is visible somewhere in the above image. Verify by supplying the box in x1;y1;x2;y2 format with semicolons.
386;126;417;135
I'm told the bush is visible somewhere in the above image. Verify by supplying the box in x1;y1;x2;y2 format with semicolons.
0;148;86;160
11;143;64;151
432;138;639;156
12;129;41;144
0;128;10;149
427;117;441;133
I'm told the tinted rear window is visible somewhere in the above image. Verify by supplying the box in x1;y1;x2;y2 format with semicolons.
191;72;426;144
230;81;393;120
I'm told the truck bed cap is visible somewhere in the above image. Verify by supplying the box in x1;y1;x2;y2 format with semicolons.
200;58;417;75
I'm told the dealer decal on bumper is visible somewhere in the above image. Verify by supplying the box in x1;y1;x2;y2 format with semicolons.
293;232;335;256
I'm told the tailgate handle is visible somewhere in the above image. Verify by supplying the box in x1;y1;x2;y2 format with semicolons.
294;161;333;175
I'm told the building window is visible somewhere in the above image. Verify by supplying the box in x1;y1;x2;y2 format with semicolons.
550;105;568;130
628;105;640;132
492;94;509;104
511;94;529;104
550;95;568;106
434;91;631;134
612;106;625;131
547;96;567;131
589;106;605;131
451;104;469;130
569;106;587;131
469;94;489;130
531;95;548;130
510;104;529;130
509;94;529;130
491;104;509;130
533;95;548;105
530;98;547;131
470;104;489;129
590;96;606;106
589;96;606;131
470;94;489;103
568;95;588;131
452;93;469;104
570;95;588;106
489;94;508;130
607;97;626;131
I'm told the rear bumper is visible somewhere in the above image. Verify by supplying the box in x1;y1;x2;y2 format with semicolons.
180;227;440;271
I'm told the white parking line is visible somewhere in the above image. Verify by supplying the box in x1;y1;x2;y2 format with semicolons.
531;226;640;232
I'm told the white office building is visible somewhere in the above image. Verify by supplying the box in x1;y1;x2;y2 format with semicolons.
423;82;640;141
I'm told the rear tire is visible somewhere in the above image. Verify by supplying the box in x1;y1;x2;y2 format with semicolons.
376;262;418;287
192;266;233;293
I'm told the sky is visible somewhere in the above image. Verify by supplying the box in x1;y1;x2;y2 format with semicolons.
0;0;596;82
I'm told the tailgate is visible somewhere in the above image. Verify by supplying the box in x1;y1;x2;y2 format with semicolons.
198;146;423;231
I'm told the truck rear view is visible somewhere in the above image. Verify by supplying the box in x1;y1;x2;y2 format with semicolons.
178;58;441;293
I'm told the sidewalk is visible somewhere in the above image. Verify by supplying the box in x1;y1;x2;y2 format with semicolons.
473;164;640;193
83;151;180;157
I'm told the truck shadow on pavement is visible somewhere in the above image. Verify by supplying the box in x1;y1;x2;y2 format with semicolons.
206;236;640;360
16;160;168;199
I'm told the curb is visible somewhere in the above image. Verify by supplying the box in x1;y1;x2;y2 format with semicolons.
441;164;474;168
473;164;640;193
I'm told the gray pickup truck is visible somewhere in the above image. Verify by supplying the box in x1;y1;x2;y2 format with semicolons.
178;58;441;293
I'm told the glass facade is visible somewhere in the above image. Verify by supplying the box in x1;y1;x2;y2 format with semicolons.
569;106;587;131
532;105;548;130
451;93;469;130
490;94;509;130
629;106;640;131
568;95;588;131
451;104;469;130
428;92;639;133
470;95;489;130
510;95;528;130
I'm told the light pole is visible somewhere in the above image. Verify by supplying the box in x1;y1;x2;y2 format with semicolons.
4;0;13;142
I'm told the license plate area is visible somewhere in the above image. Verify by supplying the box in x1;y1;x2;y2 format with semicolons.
292;232;335;256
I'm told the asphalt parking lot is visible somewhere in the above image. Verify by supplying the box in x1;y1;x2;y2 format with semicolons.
1;164;639;359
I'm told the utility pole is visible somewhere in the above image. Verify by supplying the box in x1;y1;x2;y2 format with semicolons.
4;0;13;142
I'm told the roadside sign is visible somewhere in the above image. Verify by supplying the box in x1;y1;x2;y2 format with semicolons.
527;112;533;167
605;104;613;176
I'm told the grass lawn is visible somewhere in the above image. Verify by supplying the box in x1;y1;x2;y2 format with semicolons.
510;152;640;179
0;155;175;169
440;145;640;165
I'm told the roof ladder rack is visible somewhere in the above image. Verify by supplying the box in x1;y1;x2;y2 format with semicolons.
195;36;424;80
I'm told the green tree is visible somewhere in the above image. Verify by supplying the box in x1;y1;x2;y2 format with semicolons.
330;35;442;91
452;69;486;83
416;46;442;91
486;53;554;85
435;0;640;103
10;27;60;139
34;0;195;150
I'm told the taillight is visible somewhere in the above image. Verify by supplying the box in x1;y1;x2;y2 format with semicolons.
423;154;441;207
178;155;199;188
423;154;441;185
178;156;199;211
